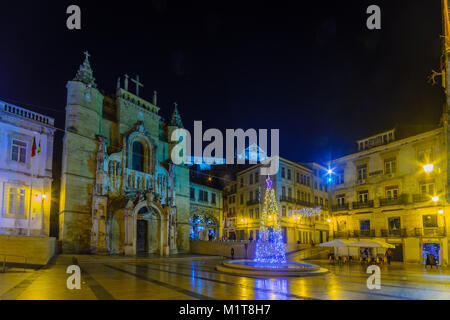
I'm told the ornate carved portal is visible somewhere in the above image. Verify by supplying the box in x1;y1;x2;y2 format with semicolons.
91;122;177;256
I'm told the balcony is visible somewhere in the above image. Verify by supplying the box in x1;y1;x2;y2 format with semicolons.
409;228;423;237
412;194;430;203
356;179;367;185
354;230;375;237
380;228;406;237
331;203;349;212
280;196;296;204
422;227;446;237
352;200;374;210
333;231;349;239
379;194;408;206
225;189;236;196
296;199;313;207
246;199;259;206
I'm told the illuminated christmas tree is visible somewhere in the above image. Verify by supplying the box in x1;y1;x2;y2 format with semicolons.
254;176;286;264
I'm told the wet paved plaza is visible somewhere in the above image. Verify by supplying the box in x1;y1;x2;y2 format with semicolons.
1;253;449;300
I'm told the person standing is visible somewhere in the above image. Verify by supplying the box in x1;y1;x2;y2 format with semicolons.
386;248;392;265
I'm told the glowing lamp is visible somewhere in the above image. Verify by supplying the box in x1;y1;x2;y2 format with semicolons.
327;219;331;223
432;196;439;202
42;194;48;199
241;219;244;222
438;209;444;215
33;193;42;201
268;215;272;219
327;169;333;175
423;164;434;173
244;219;248;223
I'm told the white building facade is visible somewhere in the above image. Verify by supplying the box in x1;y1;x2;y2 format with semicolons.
0;100;55;236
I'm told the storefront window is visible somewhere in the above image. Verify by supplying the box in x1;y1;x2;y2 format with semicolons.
423;243;440;265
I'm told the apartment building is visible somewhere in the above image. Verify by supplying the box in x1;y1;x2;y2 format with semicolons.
189;182;223;241
329;128;449;265
224;158;332;248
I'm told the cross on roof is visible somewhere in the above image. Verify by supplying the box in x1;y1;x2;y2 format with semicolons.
83;51;90;60
131;75;144;96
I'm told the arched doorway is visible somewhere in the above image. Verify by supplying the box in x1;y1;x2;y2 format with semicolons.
136;219;148;253
134;204;163;255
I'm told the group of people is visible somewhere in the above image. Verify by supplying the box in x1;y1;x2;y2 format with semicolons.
361;248;392;265
330;248;393;265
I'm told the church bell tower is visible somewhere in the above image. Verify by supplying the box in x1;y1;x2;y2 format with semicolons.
59;52;104;253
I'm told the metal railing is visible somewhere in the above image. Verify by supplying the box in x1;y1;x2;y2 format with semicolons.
379;194;408;206
353;230;375;237
296;199;313;207
352;200;374;209
280;196;296;204
412;194;430;203
380;228;406;237
333;231;349;239
408;228;445;237
421;227;446;237
331;203;349;211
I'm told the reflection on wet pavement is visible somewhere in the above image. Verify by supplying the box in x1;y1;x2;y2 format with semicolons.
1;254;449;300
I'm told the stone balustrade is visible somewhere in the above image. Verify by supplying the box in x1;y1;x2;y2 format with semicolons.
0;100;54;126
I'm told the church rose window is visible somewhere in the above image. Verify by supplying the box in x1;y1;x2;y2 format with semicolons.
132;141;145;172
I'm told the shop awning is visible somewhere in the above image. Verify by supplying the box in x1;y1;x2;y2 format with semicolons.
319;239;355;247
349;240;395;248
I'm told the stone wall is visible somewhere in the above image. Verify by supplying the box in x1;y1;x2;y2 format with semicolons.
189;240;301;259
174;164;191;252
0;235;56;265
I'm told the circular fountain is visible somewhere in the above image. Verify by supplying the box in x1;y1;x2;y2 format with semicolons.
216;176;328;277
216;259;328;277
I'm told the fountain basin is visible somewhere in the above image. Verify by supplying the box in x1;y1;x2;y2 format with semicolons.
216;260;328;277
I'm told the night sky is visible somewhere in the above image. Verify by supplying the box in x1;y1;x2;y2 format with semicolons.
0;0;445;164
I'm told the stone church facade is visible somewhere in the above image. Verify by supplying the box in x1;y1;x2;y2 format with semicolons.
59;53;190;255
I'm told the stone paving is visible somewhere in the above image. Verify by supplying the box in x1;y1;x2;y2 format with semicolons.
0;253;449;300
